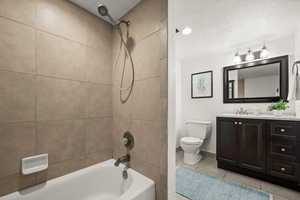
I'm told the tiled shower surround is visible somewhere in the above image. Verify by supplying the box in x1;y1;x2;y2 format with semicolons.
112;0;168;199
0;0;168;199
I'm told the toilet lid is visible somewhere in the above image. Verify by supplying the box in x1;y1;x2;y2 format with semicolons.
181;137;202;145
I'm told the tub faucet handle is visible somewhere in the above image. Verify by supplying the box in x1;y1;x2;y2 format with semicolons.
123;131;134;150
122;137;129;145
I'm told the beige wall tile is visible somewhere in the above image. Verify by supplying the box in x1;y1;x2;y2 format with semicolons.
37;31;86;81
132;78;160;121
0;123;36;178
86;118;112;154
0;17;35;74
0;0;36;26
133;31;161;80
36;76;88;121
160;20;168;60
161;0;168;21
85;13;112;49
0;174;36;197
36;157;86;183
123;0;162;41
85;46;112;84
0;71;36;122
87;84;112;118
112;85;134;119
131;120;161;166
85;149;112;166
36;0;87;43
36;120;86;164
0;0;116;196
160;59;168;97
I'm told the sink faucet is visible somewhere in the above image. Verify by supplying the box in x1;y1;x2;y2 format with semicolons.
236;107;249;115
114;154;130;167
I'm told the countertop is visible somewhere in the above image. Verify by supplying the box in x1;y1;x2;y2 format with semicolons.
217;113;300;121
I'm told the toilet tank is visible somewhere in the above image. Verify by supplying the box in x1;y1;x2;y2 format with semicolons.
185;120;212;139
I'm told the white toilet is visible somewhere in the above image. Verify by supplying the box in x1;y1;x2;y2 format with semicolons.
180;120;212;165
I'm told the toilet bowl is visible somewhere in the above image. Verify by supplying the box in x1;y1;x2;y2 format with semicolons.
180;121;211;165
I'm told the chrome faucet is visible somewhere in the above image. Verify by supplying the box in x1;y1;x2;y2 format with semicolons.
122;166;129;179
114;154;130;167
236;107;249;115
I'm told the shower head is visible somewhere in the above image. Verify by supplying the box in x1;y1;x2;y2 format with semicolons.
97;4;118;25
97;4;109;16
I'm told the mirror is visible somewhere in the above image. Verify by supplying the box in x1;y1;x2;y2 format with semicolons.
223;55;289;103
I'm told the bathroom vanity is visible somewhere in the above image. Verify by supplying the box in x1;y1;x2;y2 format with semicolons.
217;114;300;190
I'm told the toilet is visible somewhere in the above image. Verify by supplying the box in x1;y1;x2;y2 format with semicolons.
180;120;212;165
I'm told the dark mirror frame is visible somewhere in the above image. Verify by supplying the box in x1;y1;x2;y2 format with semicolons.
223;55;289;103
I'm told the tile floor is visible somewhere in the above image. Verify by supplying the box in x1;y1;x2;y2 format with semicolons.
176;151;300;200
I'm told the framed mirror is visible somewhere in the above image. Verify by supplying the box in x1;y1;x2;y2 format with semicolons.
223;55;289;103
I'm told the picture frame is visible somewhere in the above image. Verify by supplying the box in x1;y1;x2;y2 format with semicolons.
191;71;213;98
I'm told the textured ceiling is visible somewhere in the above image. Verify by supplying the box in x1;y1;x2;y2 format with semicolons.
175;0;300;61
69;0;141;24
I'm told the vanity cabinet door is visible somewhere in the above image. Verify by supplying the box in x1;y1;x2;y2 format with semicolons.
239;120;266;173
217;118;239;165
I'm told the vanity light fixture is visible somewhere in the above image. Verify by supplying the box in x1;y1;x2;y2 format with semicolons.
182;26;192;35
260;44;270;59
233;51;242;64
246;48;255;61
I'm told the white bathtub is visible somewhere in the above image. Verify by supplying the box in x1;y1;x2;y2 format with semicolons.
0;159;155;200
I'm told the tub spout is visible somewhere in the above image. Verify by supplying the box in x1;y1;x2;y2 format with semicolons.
114;154;130;167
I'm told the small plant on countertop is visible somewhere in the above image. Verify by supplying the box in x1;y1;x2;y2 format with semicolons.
268;100;289;111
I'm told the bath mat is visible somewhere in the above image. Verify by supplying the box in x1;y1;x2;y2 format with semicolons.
176;168;272;200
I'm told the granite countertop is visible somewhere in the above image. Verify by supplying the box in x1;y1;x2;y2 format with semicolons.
217;113;300;121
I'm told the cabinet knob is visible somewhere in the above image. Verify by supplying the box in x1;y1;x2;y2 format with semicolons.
281;167;286;172
280;128;285;133
281;148;286;152
238;122;242;125
234;122;238;125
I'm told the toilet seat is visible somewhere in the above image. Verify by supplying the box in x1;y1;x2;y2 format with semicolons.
181;137;203;145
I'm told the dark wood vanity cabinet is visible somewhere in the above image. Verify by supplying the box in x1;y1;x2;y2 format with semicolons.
239;119;266;172
217;117;300;190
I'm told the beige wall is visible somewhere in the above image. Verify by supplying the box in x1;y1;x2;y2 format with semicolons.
0;0;113;196
112;0;168;199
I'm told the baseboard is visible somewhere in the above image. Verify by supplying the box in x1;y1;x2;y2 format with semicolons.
201;151;216;159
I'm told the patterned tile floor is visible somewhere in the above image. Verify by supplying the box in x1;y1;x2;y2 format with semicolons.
176;151;300;200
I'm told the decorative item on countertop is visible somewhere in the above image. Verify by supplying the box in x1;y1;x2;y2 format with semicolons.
268;100;289;116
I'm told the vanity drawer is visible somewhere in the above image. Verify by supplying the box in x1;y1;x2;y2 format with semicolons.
270;135;296;146
271;144;296;160
269;160;297;180
270;122;296;136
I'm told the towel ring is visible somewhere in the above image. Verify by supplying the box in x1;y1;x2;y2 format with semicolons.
292;60;300;75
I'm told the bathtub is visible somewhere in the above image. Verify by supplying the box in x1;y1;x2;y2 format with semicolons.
0;159;155;200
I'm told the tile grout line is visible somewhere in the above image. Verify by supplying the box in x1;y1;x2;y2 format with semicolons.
0;68;113;87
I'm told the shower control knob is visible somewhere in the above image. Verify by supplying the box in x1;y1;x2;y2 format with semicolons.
122;138;129;145
123;131;134;150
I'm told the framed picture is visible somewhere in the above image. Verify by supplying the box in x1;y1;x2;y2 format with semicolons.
191;71;213;98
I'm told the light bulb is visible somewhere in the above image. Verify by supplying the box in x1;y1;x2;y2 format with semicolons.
182;26;192;35
246;49;254;61
260;45;270;59
233;52;241;64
